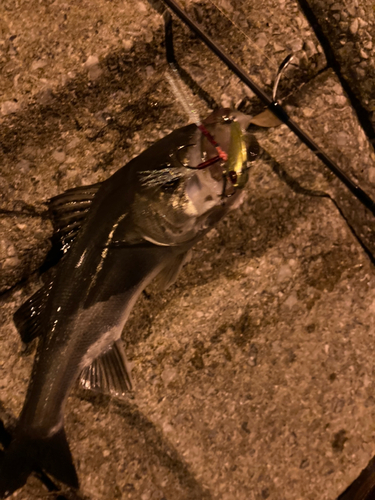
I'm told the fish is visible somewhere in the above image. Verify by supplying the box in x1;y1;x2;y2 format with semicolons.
0;107;259;498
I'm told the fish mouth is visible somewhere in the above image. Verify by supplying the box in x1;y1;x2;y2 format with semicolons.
185;168;224;213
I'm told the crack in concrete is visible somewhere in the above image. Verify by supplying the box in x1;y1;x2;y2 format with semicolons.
297;0;375;149
262;148;375;268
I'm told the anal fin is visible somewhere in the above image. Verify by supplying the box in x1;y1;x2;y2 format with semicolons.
79;340;133;396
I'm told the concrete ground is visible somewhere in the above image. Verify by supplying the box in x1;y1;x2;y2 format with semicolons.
0;0;375;499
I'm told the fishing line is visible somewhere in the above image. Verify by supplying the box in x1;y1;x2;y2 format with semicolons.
166;61;228;163
166;66;202;125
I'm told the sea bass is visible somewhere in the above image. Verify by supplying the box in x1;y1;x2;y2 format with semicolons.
0;108;259;497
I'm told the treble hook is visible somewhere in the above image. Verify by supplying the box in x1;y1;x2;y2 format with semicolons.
272;54;295;103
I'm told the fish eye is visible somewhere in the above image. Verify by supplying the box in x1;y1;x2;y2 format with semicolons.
222;111;235;124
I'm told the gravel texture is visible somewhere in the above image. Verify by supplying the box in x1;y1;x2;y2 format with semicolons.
298;0;375;143
1;1;375;499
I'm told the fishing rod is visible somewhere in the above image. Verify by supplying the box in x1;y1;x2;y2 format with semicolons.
160;0;375;217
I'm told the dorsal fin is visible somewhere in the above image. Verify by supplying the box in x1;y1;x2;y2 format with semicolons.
48;182;101;247
13;281;53;343
79;340;133;396
41;183;102;271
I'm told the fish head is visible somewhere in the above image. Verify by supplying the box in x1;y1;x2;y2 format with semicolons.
134;109;259;246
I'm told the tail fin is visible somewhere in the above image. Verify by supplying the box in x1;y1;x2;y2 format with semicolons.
0;427;78;498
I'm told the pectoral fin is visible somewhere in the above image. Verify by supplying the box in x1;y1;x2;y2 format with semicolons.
79;340;133;396
155;250;191;290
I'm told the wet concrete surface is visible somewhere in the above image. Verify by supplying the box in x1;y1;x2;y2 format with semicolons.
1;1;375;499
